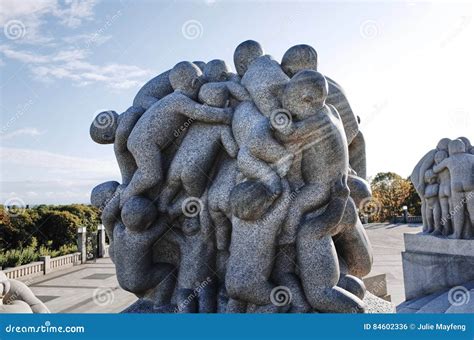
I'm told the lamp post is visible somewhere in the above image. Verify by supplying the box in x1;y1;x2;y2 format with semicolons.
402;205;408;224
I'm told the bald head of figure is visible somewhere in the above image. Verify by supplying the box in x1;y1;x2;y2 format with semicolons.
457;136;472;150
192;61;206;72
91;181;120;209
281;44;318;78
90;110;119;145
434;150;448;164
204;59;231;82
448;139;466;156
437;138;451;151
169;61;204;100
233;40;264;77
282;70;328;119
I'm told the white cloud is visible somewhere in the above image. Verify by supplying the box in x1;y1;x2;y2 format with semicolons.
1;180;99;204
0;147;120;204
0;0;97;44
0;44;151;90
62;33;112;46
55;0;97;28
0;127;43;140
0;1;146;90
0;147;118;178
0;45;49;63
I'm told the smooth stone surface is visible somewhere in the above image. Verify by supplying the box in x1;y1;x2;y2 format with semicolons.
402;234;474;300
404;233;474;256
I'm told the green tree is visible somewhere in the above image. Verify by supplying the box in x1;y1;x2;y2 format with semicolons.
36;210;81;249
55;204;101;232
0;206;39;249
370;172;413;222
405;180;422;216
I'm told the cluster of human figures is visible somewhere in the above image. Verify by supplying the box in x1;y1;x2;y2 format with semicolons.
90;40;375;313
411;137;474;240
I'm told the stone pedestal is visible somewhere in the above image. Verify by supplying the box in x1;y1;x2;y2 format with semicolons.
97;224;107;258
77;227;87;264
402;233;474;300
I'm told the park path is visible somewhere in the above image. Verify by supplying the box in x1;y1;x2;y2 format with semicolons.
27;257;136;313
364;223;422;305
25;223;422;312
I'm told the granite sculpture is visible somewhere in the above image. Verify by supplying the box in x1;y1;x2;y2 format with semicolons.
0;271;50;313
411;137;474;239
91;40;378;313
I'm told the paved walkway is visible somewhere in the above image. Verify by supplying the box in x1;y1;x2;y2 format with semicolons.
28;258;136;313
364;223;422;305
25;223;422;312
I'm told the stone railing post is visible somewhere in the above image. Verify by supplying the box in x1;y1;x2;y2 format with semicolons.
97;224;107;258
40;255;51;274
77;227;87;264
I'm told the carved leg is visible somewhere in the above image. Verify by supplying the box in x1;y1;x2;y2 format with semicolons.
450;192;465;239
198;280;217;313
123;141;163;206
181;162;210;199
272;244;311;313
334;219;373;278
466;191;474;226
337;272;366;300
210;209;231;251
284;182;331;240
439;196;451;235
147;263;176;308
432;200;442;235
297;232;365;313
158;170;182;212
226;298;247;313
237;147;282;195
425;205;434;233
175;288;198;313
421;200;428;232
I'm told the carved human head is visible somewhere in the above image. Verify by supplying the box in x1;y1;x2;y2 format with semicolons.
281;44;318;78
204;59;231;82
457;136;472;150
436;138;451;151
448;139;466;155
434;150;448;164
198;83;229;108
424;169;437;183
192;61;207;72
91;181;120;210
282;70;328;119
121;196;158;232
233;40;264;77
90;110;119;144
170;61;204;100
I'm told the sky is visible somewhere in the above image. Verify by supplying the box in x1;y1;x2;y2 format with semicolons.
0;0;473;205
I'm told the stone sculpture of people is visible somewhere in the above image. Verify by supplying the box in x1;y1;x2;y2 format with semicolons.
411;137;474;239
90;40;375;313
